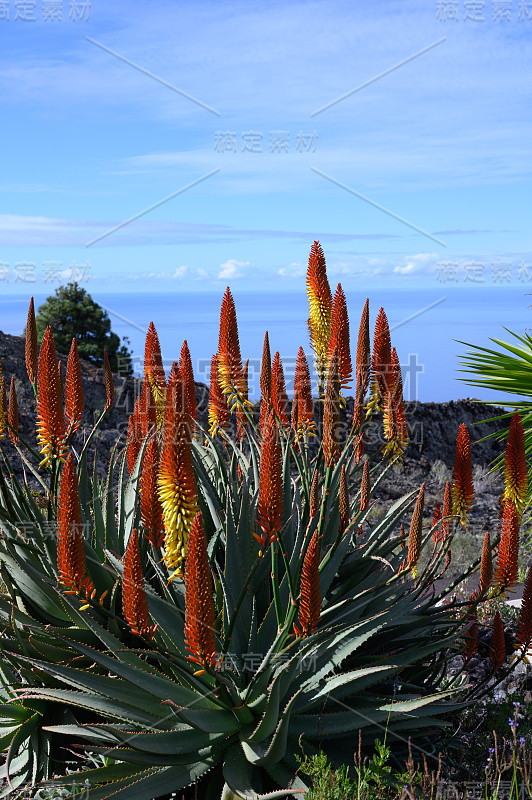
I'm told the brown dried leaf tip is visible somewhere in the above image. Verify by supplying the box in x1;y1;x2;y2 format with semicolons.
184;512;219;670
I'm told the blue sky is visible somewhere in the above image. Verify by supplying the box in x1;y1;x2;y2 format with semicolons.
1;0;531;295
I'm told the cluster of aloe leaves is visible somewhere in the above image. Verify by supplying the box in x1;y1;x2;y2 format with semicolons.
0;305;484;800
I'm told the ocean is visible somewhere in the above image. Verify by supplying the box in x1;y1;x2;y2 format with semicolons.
1;286;530;405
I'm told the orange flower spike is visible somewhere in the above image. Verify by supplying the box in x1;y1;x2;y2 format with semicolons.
237;358;250;440
144;322;166;427
103;350;114;411
323;348;341;467
140;437;164;548
294;346;314;436
208;354;229;437
256;410;284;548
360;460;370;513
327;283;352;399
0;376;6;439
271;351;289;428
400;522;406;549
306;240;332;394
368;307;392;415
57;452;95;600
356;298;371;398
382;390;397;459
25;296;38;386
407;483;425;579
352;373;365;464
495;499;520;596
36;326;67;468
57;360;64;399
490;610;506;671
259;331;272;432
8;377;19;446
126;397;143;475
179;340;198;432
478;531;493;598
441;481;453;540
339;464;349;534
158;372;199;579
503;412;528;520
516;563;532;652
309;470;319;519
65;338;84;435
390;348;408;449
431;502;442;542
452;423;474;525
184;512;219;669
140;379;157;437
123;529;156;639
294;529;321;638
218;287;243;409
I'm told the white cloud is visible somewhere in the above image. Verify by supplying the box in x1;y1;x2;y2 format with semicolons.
278;261;305;278
217;259;249;280
173;265;188;279
393;253;439;275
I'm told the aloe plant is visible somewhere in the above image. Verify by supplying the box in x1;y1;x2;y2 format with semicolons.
0;243;501;800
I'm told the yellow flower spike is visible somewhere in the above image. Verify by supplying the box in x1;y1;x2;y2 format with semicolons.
158;368;199;578
306;240;332;396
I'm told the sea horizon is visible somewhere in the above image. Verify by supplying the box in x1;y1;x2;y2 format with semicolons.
1;285;530;406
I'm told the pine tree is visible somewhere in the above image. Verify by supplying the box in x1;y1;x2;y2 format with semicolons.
25;283;134;375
